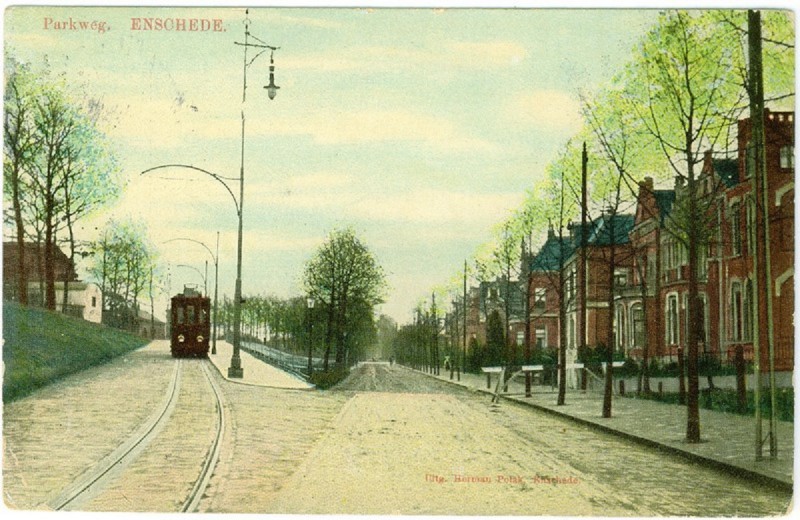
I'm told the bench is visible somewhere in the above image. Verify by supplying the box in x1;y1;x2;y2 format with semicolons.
601;361;625;373
481;366;503;388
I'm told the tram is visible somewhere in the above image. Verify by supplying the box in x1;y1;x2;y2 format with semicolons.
170;285;211;358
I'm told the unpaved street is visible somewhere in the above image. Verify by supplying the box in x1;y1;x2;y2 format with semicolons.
268;364;791;516
3;355;792;515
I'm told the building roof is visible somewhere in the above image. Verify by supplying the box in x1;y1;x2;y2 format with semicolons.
571;213;635;248
713;158;739;188
592;214;635;245
530;232;574;272
653;190;676;223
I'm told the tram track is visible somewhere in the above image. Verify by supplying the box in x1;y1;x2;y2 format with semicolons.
47;358;226;512
49;359;184;511
181;360;226;512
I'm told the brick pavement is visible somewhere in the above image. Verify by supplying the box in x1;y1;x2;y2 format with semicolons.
420;367;793;490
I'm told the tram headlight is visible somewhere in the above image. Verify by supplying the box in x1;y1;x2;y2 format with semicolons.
178;334;185;343
197;335;204;343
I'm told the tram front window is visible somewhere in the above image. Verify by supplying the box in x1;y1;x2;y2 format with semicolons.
187;305;196;324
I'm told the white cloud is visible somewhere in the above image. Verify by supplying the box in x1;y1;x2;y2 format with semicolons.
445;41;528;67
262;108;498;152
505;89;582;134
346;189;523;224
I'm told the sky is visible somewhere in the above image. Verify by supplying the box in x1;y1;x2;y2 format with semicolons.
4;4;665;323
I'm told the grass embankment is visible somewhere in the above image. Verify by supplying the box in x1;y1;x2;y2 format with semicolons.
3;302;149;403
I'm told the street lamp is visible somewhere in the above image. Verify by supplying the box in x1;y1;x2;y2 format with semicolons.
306;297;315;376
141;10;279;379
164;233;220;354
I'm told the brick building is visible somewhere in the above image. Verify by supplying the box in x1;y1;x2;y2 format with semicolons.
564;213;635;355
527;226;574;352
3;241;78;304
615;109;793;371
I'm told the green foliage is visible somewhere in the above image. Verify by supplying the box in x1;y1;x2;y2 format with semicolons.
89;218;158;331
627;387;793;422
484;309;505;366
308;367;351;390
3;302;148;402
303;228;386;367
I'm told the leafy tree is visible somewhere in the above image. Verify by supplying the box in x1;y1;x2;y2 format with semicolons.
89;219;157;331
3;58;39;304
484;309;505;367
303;228;386;371
3;54;119;309
621;10;750;442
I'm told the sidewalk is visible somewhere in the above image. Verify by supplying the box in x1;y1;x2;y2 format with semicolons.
421;367;793;490
207;340;314;390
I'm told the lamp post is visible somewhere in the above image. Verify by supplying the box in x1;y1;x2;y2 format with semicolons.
164;233;220;354
306;297;315;376
141;10;279;378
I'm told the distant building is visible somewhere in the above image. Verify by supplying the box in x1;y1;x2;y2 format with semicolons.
137;307;167;340
527;226;574;352
564;213;636;354
46;282;103;324
3;241;78;304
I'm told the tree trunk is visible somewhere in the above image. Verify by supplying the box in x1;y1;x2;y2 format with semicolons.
685;136;701;443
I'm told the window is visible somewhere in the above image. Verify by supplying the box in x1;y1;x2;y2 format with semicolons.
535;327;547;349
730;202;742;256
533;288;546;311
743;279;753;342
176;307;185;325
631;304;644;349
615;304;626;350
745;200;755;257
666;293;679;346
745;141;755;179
614;269;628;288
698;293;708;349
91;296;97;308
730;281;743;342
566;267;576;304
780;145;794;169
567;314;576;348
186;305;196;324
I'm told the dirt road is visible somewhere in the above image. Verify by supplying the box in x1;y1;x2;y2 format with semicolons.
266;364;790;516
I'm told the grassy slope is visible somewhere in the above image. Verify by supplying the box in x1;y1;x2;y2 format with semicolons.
3;302;149;403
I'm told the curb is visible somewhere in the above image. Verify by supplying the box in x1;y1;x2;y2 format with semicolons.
205;355;317;392
409;367;793;492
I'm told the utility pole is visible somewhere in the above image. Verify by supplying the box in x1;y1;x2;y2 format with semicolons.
748;9;777;458
578;142;588;391
463;260;468;377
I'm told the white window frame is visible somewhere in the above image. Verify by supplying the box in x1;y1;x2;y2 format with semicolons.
666;292;679;346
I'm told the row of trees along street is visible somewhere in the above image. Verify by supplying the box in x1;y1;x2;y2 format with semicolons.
4;52;389;369
4;54;167;334
209;228;388;382
409;10;793;443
